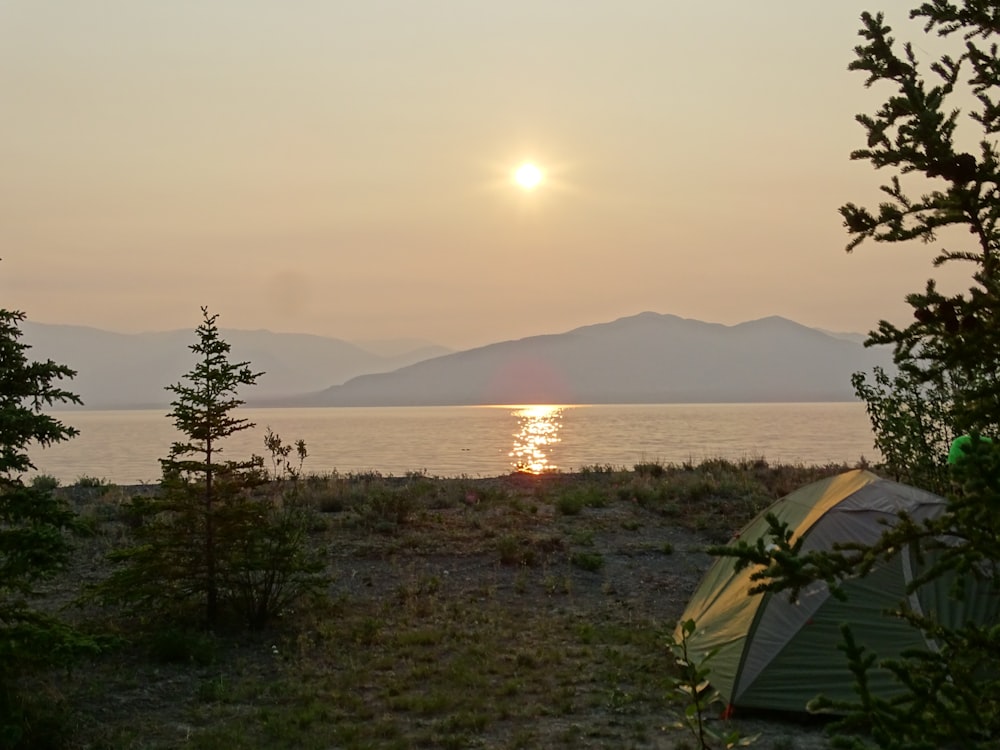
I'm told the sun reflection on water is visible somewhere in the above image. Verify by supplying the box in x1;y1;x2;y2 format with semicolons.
509;405;563;474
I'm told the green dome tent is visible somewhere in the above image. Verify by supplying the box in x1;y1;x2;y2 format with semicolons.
675;469;999;713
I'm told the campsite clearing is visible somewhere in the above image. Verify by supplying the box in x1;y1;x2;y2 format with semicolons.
30;463;849;749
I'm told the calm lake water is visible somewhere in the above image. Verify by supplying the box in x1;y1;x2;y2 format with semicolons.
31;403;879;486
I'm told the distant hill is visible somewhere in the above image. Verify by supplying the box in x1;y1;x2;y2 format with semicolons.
350;338;449;358
817;328;871;345
21;313;889;409
293;313;893;406
21;322;452;409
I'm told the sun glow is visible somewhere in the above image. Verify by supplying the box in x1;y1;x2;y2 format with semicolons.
513;162;543;190
479;154;573;200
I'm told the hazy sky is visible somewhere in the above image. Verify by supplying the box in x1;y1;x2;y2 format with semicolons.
1;1;976;349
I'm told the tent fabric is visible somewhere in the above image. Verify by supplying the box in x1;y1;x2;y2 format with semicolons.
675;469;1000;713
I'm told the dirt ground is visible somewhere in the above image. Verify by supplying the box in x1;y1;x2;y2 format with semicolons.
324;517;834;749
319;486;835;750
30;471;842;749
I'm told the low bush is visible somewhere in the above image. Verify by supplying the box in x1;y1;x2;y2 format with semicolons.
555;485;607;515
570;552;604;572
633;461;666;478
29;474;59;491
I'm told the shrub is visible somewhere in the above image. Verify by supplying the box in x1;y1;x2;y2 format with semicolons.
633;461;666;478
75;475;109;489
555;486;606;515
356;486;415;531
496;535;539;567
29;474;59;491
570;552;604;572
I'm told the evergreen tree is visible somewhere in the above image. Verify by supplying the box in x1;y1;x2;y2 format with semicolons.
103;308;324;629
0;306;93;743
840;2;1000;455
160;306;264;626
716;5;1000;747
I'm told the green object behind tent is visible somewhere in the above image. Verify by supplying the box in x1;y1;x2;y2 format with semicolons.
675;469;1000;713
948;434;993;464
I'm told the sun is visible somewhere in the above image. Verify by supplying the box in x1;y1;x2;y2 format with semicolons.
513;162;543;190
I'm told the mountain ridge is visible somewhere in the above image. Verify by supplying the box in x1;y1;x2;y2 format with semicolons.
289;312;892;407
21;321;452;409
21;312;890;409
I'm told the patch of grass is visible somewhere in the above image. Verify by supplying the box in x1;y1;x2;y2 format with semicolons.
0;686;76;750
579;463;625;475
197;674;232;703
514;569;529;593
544;574;573;595
148;627;219;666
555;485;607;515
555;492;586;516
75;475;110;489
633;461;666;478
570;551;605;572
496;534;537;567
189;724;253;749
496;533;562;567
352;486;415;531
570;529;595;546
